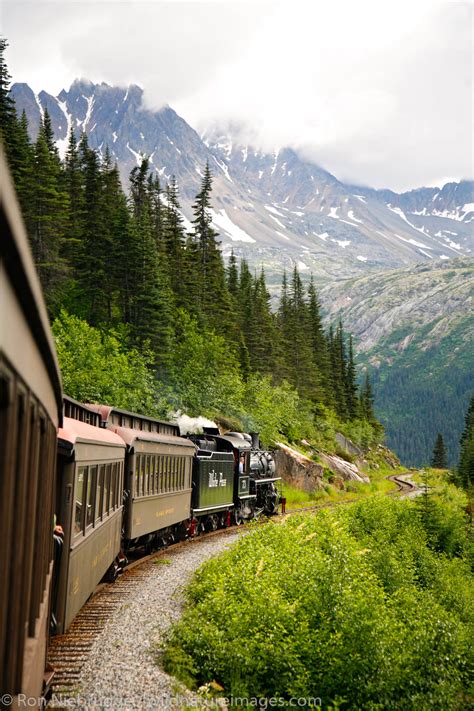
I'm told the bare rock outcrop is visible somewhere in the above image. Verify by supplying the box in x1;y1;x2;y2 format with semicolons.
274;443;324;492
318;452;370;483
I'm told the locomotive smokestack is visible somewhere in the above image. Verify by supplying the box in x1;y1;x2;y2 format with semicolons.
250;432;260;449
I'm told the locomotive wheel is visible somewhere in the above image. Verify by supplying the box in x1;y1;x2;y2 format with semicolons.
206;515;218;532
233;509;243;526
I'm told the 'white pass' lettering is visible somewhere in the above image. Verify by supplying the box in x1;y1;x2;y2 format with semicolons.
208;469;227;488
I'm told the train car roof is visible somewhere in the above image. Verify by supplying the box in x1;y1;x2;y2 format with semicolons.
86;403;178;431
63;395;102;427
111;426;196;449
0;144;63;426
58;417;126;452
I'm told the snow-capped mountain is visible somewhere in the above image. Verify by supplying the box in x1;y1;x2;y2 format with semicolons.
11;79;473;282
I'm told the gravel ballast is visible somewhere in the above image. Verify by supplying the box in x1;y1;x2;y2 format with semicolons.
52;531;243;710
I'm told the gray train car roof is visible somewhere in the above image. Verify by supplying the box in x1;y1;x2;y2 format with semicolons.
0;144;62;426
86;403;179;433
111;426;196;450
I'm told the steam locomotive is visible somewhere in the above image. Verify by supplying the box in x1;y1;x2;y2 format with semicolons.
55;397;280;635
0;145;280;708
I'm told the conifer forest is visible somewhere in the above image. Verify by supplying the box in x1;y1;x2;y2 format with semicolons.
0;37;380;450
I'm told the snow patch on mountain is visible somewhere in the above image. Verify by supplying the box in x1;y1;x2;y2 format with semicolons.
55;99;72;159
210;209;256;243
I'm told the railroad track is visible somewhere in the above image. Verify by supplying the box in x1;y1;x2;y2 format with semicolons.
47;471;419;704
386;471;419;496
46;527;240;702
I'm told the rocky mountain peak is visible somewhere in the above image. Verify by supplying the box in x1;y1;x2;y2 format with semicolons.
10;79;474;281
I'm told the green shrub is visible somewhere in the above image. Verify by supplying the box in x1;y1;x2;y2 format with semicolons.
162;497;473;708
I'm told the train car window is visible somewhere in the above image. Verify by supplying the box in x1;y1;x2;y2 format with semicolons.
149;455;155;494
103;463;110;516
118;461;123;505
86;466;97;527
135;454;141;498
110;463;116;510
116;462;121;507
170;459;174;492
149;455;154;494
156;455;161;493
141;455;146;496
96;464;105;521
145;455;150;495
184;458;190;488
75;467;86;534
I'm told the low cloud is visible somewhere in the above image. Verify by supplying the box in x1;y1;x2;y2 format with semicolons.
3;0;472;191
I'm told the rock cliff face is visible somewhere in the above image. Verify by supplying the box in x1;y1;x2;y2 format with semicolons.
11;80;473;282
275;442;370;492
274;444;324;492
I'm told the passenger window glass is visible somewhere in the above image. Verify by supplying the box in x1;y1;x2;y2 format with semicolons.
97;464;105;521
110;463;116;509
75;466;86;534
118;461;123;505
143;456;147;496
172;461;176;491
135;455;141;497
103;464;110;515
86;466;97;527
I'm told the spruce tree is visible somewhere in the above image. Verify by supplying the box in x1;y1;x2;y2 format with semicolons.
307;275;332;403
190;163;235;334
431;433;448;468
162;175;187;303
30;116;69;310
0;37;17;149
329;320;348;418
279;266;320;401
0;38;35;209
9;110;35;221
127;158;175;372
75;133;109;323
345;335;359;419
360;371;375;421
457;395;474;488
63;126;84;267
245;267;278;374
226;249;239;299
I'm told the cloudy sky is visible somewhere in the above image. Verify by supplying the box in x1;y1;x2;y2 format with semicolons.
2;0;472;190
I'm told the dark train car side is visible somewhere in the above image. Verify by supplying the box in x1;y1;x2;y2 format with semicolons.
53;417;126;633
0;145;63;707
